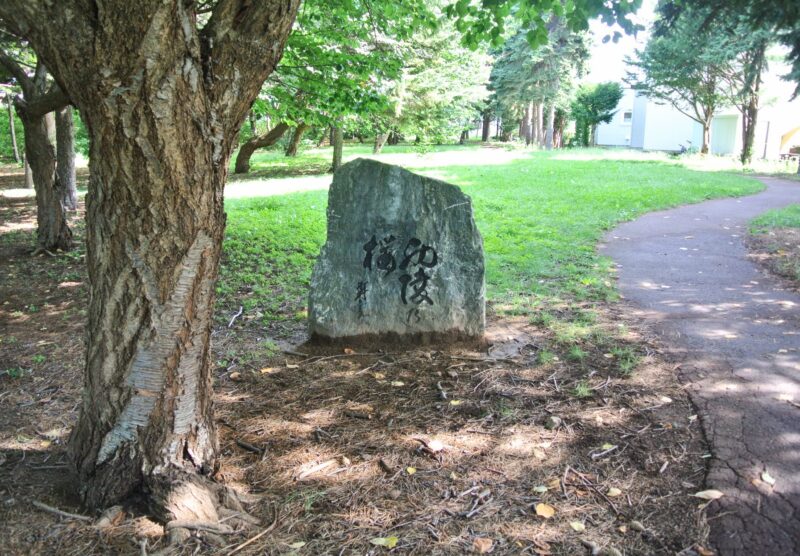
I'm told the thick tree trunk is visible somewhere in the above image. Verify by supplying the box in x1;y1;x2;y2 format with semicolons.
545;104;555;150
530;103;538;146
536;103;544;146
481;112;491;142
331;125;344;172
0;0;301;524
284;122;308;157
373;132;389;154
7;95;20;163
17;106;72;251
56;108;78;210
233;122;290;174
459;129;468;145
387;131;400;145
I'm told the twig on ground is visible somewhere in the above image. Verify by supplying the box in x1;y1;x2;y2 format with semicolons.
227;306;244;328
227;510;279;555
32;500;92;522
236;439;264;455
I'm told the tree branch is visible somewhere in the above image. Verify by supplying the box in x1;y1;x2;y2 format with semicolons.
0;48;32;94
200;0;301;131
20;85;70;118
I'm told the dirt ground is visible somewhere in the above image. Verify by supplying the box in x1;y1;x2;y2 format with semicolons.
746;227;800;289
1;172;715;555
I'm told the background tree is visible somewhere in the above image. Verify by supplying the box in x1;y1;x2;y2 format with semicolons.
625;9;738;154
571;82;623;147
656;0;800;97
0;39;72;251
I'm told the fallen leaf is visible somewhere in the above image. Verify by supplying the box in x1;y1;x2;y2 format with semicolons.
391;381;405;387
406;466;416;475
693;489;724;500
259;367;275;374
601;443;615;450
229;372;242;381
535;503;556;519
546;478;561;490
696;546;715;556
344;348;355;354
286;364;299;369
288;541;306;549
533;485;548;494
618;525;628;534
373;372;385;379
569;521;585;532
761;471;776;486
450;472;458;480
607;487;622;497
370;536;399;548
450;400;462;406
473;537;493;553
533;448;546;460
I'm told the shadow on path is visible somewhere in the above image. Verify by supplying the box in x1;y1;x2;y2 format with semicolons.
602;177;800;555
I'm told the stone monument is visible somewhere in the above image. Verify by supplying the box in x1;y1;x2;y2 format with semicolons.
309;158;485;341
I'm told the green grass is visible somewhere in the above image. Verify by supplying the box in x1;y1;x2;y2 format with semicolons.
750;204;800;234
219;145;762;323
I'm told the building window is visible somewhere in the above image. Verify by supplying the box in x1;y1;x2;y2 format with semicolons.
623;110;633;124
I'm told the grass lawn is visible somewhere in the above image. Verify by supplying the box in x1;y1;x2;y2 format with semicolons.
750;203;800;233
218;144;762;328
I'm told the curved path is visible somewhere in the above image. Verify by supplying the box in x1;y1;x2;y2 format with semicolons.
601;177;800;555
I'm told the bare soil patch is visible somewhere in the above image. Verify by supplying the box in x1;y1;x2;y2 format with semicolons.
746;227;800;288
1;174;713;555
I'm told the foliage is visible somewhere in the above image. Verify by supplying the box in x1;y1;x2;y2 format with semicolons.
488;22;589;138
253;0;437;133
570;82;623;147
392;23;491;143
217;145;761;323
0;98;23;162
445;0;643;49
656;0;800;97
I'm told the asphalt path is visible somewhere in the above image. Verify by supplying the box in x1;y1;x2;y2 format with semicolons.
601;177;800;555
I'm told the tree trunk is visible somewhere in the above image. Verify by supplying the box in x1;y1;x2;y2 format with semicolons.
317;126;331;148
233;122;290;174
248;110;256;134
530;103;538;146
701;122;711;155
544;104;555;150
387;131;400;145
1;0;301;523
373;132;389;154
17;105;72;251
7;95;20;163
537;103;544;146
523;103;532;145
284;122;308;157
331;125;344;172
459;129;468;145
56;107;78;210
481;112;491;142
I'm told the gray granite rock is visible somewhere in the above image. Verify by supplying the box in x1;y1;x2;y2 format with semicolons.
309;158;485;341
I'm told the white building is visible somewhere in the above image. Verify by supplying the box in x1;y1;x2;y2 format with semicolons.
596;78;800;158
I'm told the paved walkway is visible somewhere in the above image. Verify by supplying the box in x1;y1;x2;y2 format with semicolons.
601;177;800;555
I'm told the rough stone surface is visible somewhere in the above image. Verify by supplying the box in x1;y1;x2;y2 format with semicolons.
309;158;485;341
